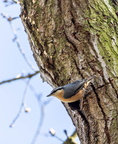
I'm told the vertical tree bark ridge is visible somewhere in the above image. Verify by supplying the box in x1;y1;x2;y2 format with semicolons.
20;0;118;144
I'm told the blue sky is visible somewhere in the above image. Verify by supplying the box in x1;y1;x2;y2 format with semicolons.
0;1;79;144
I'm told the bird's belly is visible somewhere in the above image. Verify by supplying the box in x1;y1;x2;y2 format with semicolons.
56;90;84;103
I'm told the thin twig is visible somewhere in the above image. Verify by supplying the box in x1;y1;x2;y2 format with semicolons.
31;103;44;144
27;83;40;98
1;13;37;71
49;128;63;142
0;71;39;85
9;21;37;71
3;0;20;7
55;135;64;142
31;98;52;144
10;79;31;127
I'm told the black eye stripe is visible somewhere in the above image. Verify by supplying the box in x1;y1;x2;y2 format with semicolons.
51;90;57;93
50;87;63;95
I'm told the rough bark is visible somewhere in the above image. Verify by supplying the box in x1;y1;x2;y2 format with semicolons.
20;0;118;144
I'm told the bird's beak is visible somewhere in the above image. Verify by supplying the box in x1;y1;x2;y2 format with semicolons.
47;94;51;97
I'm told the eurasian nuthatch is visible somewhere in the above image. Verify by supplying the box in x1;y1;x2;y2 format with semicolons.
47;76;93;103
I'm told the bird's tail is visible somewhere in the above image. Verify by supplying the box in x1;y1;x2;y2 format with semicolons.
83;76;94;88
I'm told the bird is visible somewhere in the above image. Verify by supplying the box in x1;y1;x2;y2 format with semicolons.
47;76;93;103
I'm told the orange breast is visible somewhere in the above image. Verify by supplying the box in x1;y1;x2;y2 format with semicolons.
55;89;84;103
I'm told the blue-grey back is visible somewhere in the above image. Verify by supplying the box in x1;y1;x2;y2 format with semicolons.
63;80;86;99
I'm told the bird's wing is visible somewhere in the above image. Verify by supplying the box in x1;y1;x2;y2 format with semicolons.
63;80;86;99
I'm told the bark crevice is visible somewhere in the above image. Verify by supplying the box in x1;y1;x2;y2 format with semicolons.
91;84;111;144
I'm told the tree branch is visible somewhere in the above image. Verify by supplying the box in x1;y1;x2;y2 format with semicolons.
10;79;31;127
0;71;40;85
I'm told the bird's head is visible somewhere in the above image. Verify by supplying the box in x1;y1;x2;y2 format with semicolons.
47;87;64;97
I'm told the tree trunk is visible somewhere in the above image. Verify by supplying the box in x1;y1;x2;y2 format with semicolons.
20;0;118;144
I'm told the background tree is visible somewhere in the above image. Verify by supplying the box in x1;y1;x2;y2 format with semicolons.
20;0;118;144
